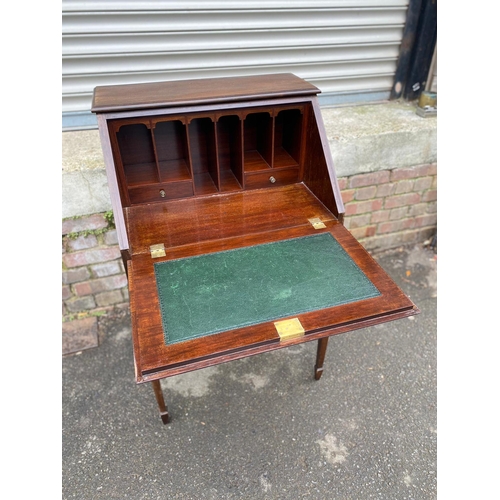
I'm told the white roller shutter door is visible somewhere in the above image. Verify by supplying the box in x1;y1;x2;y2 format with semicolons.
62;0;409;130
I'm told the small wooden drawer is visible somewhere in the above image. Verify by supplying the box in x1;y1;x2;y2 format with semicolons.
244;167;299;190
129;181;194;204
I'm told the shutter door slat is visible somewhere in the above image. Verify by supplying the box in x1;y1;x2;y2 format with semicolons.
62;9;407;34
62;1;408;10
63;27;404;55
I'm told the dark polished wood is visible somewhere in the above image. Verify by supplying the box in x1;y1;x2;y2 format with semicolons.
151;380;170;424
314;337;329;380
93;74;419;424
121;249;131;277
92;73;320;113
125;184;335;254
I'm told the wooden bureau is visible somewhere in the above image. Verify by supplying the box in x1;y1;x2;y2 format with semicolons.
92;73;419;424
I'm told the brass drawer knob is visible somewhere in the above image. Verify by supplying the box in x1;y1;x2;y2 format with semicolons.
269;176;276;184
159;189;166;197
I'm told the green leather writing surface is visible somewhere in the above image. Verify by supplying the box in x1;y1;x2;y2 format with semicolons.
154;233;380;345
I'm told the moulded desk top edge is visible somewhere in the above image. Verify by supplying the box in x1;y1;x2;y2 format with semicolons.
91;73;320;113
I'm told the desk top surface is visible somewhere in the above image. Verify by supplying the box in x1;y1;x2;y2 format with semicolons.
125;184;335;256
127;185;417;382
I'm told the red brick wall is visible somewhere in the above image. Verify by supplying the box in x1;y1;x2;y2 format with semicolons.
339;163;437;251
62;162;436;319
62;213;128;321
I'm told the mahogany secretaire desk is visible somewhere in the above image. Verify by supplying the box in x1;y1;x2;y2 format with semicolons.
92;73;419;424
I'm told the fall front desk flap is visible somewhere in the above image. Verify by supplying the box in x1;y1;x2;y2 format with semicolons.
154;233;381;345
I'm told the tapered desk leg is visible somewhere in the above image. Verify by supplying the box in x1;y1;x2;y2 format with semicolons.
314;337;329;380
152;379;171;424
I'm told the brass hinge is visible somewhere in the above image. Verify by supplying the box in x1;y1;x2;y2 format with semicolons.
150;243;166;258
308;217;326;229
274;318;305;341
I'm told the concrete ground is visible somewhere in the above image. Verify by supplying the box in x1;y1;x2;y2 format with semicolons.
62;243;437;500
